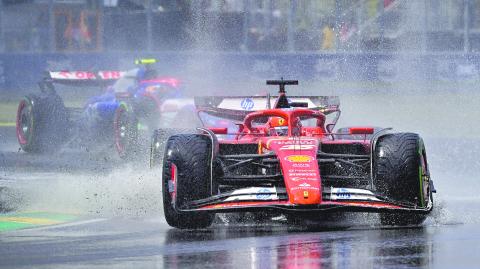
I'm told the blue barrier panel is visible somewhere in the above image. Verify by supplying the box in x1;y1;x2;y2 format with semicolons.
1;52;480;92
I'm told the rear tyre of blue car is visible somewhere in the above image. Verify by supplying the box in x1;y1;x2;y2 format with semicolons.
16;94;68;153
152;133;214;229
374;133;432;226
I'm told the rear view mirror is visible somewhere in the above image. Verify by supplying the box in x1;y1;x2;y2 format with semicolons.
208;127;228;134
349;127;374;135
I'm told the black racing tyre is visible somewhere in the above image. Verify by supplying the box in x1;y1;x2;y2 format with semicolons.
16;94;68;153
154;134;214;229
149;128;199;167
374;133;432;226
113;103;138;159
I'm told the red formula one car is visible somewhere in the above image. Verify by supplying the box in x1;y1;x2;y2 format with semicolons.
150;80;435;229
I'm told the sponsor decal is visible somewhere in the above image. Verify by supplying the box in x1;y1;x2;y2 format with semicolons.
329;194;381;201
285;155;313;163
334;188;351;199
274;139;315;145
291;182;319;191
292;163;311;168
98;71;123;79
225;187;278;202
290;177;318;182
291;186;319;191
328;188;380;201
256;188;272;200
331;187;376;195
266;138;316;148
279;145;316;150
50;71;124;80
60;71;95;79
240;98;255;110
288;169;316;173
288;173;317;177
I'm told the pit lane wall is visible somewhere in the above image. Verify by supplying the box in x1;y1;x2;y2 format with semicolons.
0;52;479;92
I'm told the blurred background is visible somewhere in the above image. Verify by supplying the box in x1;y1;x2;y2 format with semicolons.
1;0;480;91
2;0;480;53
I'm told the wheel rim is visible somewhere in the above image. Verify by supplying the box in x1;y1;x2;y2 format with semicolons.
16;100;31;145
168;163;177;204
163;161;178;210
419;150;430;208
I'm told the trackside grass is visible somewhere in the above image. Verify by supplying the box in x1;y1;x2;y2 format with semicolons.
0;102;17;125
0;212;78;232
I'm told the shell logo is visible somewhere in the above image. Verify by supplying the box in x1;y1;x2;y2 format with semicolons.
285;155;313;163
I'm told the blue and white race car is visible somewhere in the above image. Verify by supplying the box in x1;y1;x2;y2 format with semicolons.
16;59;194;158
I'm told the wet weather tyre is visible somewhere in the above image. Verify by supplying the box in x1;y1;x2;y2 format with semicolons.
16;94;68;153
374;133;432;226
114;104;138;159
149;128;198;167
155;134;214;229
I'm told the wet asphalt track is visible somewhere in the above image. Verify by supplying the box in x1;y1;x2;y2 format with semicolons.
2;124;480;269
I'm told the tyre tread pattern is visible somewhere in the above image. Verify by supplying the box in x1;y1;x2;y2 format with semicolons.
374;132;428;226
375;133;420;203
18;94;68;153
156;133;214;229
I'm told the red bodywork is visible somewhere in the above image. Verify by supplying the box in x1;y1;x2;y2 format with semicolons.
239;109;326;205
193;106;406;213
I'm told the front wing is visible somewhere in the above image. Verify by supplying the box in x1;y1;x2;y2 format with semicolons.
176;187;433;214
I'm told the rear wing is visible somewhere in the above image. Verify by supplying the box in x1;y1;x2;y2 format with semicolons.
45;71;125;86
195;96;340;121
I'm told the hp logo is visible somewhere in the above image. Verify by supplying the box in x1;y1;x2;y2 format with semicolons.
240;98;254;110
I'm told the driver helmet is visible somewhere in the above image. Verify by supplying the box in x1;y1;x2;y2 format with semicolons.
137;66;158;81
268;117;288;136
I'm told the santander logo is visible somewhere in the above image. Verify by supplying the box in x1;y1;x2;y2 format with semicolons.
285;155;313;163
